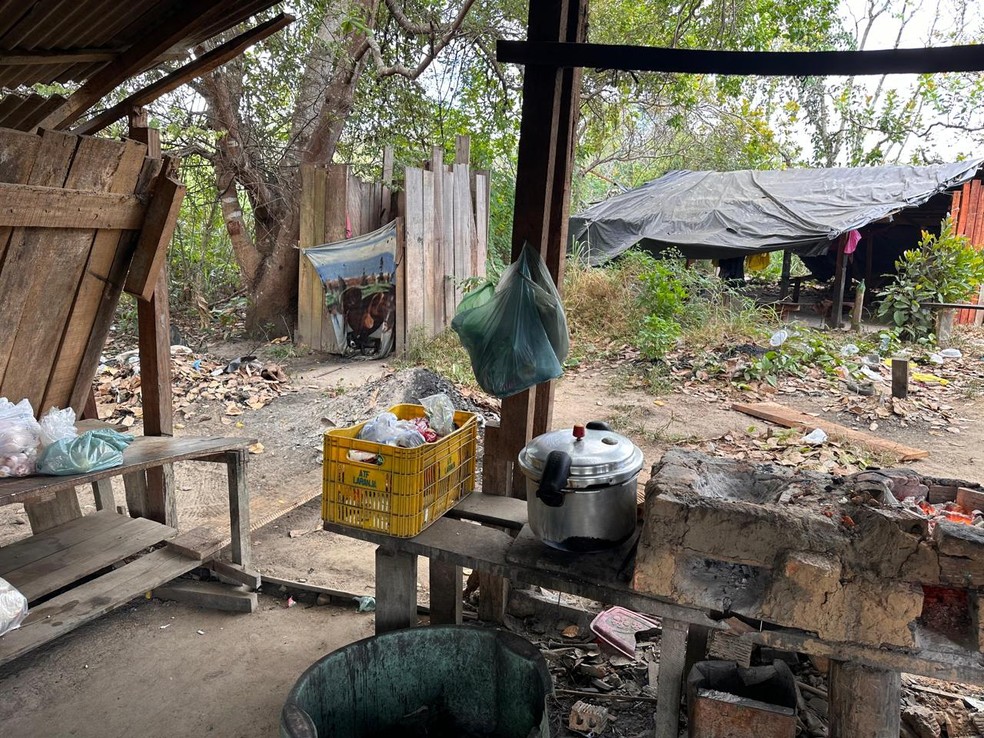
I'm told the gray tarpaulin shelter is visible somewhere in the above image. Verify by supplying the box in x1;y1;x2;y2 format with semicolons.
570;161;983;265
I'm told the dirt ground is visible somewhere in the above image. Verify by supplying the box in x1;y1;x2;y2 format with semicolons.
1;334;983;737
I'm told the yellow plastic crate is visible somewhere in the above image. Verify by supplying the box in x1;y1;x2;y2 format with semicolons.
322;403;478;537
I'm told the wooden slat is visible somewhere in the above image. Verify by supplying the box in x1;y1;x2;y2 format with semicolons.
446;491;528;530
0;510;128;572
430;147;446;330
731;401;928;461
124;171;186;300
403;167;426;341
319;164;346;351
67;156;163;413
4;514;177;602
0;182;145;229
296;164;317;348
41;138;147;413
0;546;200;667
421;168;436;337
0;130;77;385
474;172;489;280
0;436;253;507
3;136;129;413
394;213;407;355
0;128;40;268
452;157;472;309
441;166;456;322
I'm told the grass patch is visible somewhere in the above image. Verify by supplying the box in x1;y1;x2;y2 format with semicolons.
397;329;479;390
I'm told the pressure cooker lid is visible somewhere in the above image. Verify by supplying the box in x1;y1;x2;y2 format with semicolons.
518;423;644;487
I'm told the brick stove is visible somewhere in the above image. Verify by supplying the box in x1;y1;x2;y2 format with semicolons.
635;449;984;650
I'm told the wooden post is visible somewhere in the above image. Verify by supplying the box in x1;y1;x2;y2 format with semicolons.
226;448;251;569
477;570;509;624
778;250;792;301
428;559;463;625
129;108;176;528
498;0;587;496
828;661;901;738
374;547;418;633
829;237;847;329
654;618;689;738
892;358;909;399
851;279;865;330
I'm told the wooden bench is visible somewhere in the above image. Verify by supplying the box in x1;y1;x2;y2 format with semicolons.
326;492;984;738
0;433;255;666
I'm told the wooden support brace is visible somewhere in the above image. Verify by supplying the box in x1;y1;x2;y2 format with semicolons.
654;618;689;738
152;579;258;613
91;480;115;511
226;448;251;569
477;570;509;624
375;547;418;633
209;559;261;590
428;558;463;625
124;168;186;301
892;359;909;400
828;661;901;738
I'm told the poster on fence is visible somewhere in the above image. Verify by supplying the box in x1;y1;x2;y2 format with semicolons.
303;221;398;359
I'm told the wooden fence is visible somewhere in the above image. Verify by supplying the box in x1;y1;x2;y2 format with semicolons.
296;135;489;352
952;180;984;326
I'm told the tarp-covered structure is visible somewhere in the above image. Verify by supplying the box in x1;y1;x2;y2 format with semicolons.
570;161;983;265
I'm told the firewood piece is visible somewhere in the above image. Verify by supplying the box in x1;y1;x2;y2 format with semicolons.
957;487;984;514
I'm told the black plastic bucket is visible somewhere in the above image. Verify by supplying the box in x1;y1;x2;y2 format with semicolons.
280;625;552;738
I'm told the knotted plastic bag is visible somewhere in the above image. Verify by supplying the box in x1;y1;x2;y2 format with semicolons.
451;244;569;398
0;398;41;478
0;576;27;636
36;429;134;476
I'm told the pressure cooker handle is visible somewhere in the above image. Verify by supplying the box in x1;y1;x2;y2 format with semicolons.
537;450;572;508
586;421;612;431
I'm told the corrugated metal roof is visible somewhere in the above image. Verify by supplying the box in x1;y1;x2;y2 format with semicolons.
0;90;66;129
0;0;279;89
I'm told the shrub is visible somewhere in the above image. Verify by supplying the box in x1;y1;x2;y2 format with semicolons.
878;216;984;342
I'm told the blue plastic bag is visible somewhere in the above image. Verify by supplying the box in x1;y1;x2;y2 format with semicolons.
37;429;134;476
451;244;569;398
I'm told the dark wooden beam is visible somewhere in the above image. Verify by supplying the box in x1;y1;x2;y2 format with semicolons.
73;13;294;136
497;40;984;76
36;0;226;131
0;49;120;65
498;0;586;496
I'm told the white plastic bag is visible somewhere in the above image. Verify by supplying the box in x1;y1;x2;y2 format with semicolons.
420;393;455;437
39;406;77;447
0;398;41;478
0;576;28;636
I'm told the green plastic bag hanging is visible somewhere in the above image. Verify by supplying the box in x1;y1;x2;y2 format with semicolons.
37;429;134;476
451;244;569;398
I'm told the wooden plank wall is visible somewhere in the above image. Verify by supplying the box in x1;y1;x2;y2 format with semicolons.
296;138;490;353
0;127;155;415
953;181;984;326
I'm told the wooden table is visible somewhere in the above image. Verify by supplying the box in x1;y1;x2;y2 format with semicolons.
325;492;984;738
0;434;254;665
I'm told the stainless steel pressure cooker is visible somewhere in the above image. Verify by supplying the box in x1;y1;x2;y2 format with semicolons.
518;422;644;552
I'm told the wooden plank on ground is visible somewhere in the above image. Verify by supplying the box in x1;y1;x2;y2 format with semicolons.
5;514;176;602
152;579;258;613
403;166;426;343
0;546;200;667
41;138;147;413
731;401;928;461
0;129;78;385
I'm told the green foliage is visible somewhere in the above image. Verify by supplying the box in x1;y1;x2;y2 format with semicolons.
878;216;984;341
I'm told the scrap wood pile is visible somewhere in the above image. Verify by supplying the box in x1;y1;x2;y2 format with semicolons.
92;346;290;426
509;611;984;738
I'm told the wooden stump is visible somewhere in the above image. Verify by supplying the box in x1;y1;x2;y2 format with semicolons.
828;661;901;738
